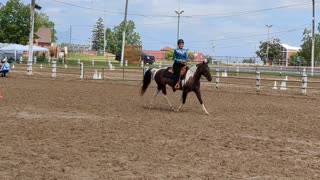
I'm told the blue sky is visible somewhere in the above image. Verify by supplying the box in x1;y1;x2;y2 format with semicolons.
2;0;320;57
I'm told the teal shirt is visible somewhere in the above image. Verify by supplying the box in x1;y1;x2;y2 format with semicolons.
173;48;188;63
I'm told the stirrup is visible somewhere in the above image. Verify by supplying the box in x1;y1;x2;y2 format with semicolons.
174;83;180;90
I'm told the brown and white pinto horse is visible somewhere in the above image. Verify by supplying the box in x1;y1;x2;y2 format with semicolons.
140;61;212;115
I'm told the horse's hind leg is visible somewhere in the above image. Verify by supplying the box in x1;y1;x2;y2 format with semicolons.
161;86;173;110
149;87;160;108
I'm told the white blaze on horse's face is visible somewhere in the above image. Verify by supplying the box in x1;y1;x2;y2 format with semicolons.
182;65;197;87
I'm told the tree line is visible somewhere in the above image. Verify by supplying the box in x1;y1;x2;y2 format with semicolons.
91;17;141;54
0;0;56;45
256;23;320;66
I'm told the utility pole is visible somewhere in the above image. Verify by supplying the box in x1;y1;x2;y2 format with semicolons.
103;1;106;57
211;42;215;64
27;0;41;75
311;0;315;76
175;10;184;44
120;0;129;67
266;25;273;66
69;25;72;52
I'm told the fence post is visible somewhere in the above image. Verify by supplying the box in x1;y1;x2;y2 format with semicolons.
102;68;105;80
216;69;220;89
256;71;261;92
302;69;308;95
80;62;84;79
52;60;56;78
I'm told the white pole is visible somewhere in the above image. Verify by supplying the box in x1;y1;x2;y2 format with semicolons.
256;71;261;92
120;0;129;67
52;60;56;78
266;25;273;65
175;10;184;44
80;62;84;79
27;0;35;75
311;0;315;76
302;71;308;95
216;69;220;89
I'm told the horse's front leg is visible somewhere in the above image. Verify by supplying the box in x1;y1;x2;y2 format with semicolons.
195;90;209;115
177;90;188;112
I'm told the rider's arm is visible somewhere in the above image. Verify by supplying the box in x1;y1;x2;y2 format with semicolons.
183;50;188;62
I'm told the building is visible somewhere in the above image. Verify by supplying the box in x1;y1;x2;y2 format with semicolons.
34;27;61;58
280;44;301;66
143;46;206;62
192;52;206;62
35;28;52;47
143;46;173;60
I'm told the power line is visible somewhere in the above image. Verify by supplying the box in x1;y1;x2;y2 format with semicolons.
140;33;175;47
186;24;309;43
51;0;176;18
186;24;309;50
137;2;320;26
50;0;320;22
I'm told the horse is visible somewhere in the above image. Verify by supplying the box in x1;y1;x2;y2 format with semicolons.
140;61;212;115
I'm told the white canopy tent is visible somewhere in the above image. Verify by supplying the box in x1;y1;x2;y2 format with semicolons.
0;44;49;60
24;45;49;52
0;44;26;60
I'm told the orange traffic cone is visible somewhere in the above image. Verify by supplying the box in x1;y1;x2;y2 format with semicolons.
0;89;3;99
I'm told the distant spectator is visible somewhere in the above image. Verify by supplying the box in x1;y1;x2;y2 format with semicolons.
0;58;10;77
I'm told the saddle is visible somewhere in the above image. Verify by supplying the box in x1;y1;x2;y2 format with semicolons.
163;66;188;80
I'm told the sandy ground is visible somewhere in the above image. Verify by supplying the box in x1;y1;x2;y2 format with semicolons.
0;70;320;179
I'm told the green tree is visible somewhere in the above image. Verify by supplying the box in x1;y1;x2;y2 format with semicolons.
188;52;194;61
0;0;56;44
91;17;105;51
256;38;282;65
165;49;174;60
106;20;142;54
0;0;30;44
206;55;213;62
105;28;116;53
242;58;256;64
299;23;320;65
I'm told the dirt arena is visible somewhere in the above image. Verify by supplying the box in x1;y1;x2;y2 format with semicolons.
1;68;320;179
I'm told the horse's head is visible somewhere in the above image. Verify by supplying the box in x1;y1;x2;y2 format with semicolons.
197;61;212;82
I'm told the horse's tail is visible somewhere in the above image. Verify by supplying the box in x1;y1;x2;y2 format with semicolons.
141;68;153;96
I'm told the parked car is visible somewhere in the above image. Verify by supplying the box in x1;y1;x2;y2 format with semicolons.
115;52;155;65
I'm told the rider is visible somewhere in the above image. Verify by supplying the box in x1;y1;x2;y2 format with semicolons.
0;58;10;78
173;39;188;89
